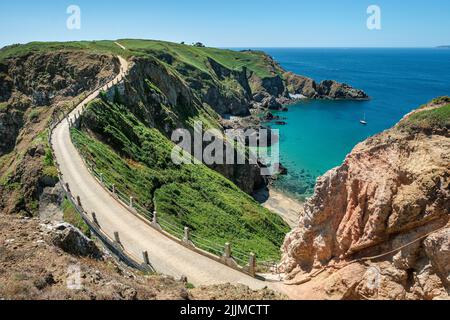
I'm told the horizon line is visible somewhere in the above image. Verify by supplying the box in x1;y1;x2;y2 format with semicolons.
1;38;448;50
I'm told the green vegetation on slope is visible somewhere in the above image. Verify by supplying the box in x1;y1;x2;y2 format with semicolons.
399;103;450;132
0;40;135;62
139;79;221;131
62;198;91;237
0;102;8;112
71;99;289;261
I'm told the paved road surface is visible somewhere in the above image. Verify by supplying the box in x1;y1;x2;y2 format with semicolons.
51;56;269;289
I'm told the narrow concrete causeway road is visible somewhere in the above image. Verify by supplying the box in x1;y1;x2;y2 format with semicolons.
51;56;268;289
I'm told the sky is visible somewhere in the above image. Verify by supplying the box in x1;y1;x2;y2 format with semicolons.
0;0;449;48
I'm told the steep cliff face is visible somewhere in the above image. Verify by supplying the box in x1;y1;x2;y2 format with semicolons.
144;46;368;117
110;56;266;194
0;51;119;215
0;51;119;155
280;98;450;300
146;49;254;117
117;56;198;132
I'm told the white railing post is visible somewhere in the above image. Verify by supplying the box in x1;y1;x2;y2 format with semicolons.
248;253;256;277
152;211;161;230
183;227;195;247
129;196;134;208
224;243;231;259
183;227;191;245
221;243;239;269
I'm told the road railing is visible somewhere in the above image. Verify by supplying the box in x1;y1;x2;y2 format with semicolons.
49;61;276;279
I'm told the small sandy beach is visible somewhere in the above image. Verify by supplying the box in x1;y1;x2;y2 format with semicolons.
254;188;303;228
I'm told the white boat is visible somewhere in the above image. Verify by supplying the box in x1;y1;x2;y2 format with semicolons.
360;113;368;125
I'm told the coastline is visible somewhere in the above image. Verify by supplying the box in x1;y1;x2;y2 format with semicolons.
254;187;303;228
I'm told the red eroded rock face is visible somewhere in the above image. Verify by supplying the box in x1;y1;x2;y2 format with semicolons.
279;101;450;299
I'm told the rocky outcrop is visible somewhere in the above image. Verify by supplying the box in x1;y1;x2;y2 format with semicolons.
141;52;253;117
424;228;450;286
318;80;369;100
284;72;369;100
1;51;119;106
0;51;119;215
280;99;450;300
209;162;266;195
144;49;368;117
0;107;23;155
207;57;253;115
118;56;194;133
43;222;102;258
39;184;65;221
0;51;119;155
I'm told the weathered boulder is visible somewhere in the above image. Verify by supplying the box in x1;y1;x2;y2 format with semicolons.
262;96;282;110
424;227;450;286
44;222;102;259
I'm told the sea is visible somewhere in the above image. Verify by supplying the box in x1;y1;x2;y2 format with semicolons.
251;48;450;200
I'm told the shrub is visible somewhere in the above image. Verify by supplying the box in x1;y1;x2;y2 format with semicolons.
431;96;450;105
43;166;58;180
28;109;40;122
399;103;450;132
62;198;91;237
43;148;54;167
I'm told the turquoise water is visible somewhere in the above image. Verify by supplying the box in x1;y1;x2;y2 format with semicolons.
259;48;450;199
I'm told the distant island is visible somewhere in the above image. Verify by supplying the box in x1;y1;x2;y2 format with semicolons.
437;45;450;48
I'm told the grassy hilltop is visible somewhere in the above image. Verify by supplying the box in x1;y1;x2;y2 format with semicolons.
0;39;282;78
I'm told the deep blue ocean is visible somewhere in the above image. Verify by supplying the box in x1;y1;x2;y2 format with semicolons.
255;48;450;200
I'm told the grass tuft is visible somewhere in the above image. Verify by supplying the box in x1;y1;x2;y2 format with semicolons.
62;198;91;237
399;103;450;132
